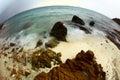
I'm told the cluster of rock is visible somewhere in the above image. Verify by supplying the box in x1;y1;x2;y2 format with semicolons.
1;15;120;80
35;50;106;80
50;15;95;42
105;18;120;49
0;40;62;80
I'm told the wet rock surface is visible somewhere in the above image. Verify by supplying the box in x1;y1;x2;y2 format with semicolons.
106;31;120;49
78;26;91;33
105;18;120;49
112;18;120;25
0;23;3;30
35;50;106;80
72;15;85;25
89;21;95;27
50;22;67;41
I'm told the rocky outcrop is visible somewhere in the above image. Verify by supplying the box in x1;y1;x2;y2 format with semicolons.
31;49;62;70
50;22;67;41
34;50;106;80
112;18;120;25
106;18;120;49
72;15;85;25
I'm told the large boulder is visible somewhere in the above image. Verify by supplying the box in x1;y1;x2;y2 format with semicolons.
35;50;105;80
50;22;67;41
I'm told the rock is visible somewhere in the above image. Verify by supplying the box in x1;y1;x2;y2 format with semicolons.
79;26;91;33
72;15;85;25
89;21;95;26
34;50;105;80
50;22;67;41
106;32;120;49
35;40;43;48
112;18;120;25
9;42;16;47
45;38;59;48
0;23;3;30
31;49;62;70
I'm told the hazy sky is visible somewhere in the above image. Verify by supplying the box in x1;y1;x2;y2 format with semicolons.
0;0;120;23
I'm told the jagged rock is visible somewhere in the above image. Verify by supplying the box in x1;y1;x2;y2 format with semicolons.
72;15;85;25
34;50;106;80
31;49;62;70
50;22;67;41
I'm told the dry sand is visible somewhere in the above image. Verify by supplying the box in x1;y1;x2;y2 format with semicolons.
52;34;120;80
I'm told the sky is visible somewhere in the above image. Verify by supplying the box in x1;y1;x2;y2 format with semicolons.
0;0;120;23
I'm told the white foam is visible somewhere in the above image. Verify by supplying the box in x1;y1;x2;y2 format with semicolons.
64;24;86;41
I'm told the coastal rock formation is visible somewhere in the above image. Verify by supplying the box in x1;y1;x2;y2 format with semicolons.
35;50;106;80
50;22;67;41
112;18;120;25
105;18;120;49
72;15;85;25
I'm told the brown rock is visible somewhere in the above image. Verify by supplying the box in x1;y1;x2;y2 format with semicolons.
35;40;43;48
31;49;62;70
34;50;106;80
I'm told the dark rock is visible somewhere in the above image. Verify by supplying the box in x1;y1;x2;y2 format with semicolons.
78;26;91;33
106;30;120;49
35;40;43;48
72;15;85;25
112;18;120;25
0;23;3;30
50;22;67;41
114;29;120;35
10;42;16;47
89;21;95;26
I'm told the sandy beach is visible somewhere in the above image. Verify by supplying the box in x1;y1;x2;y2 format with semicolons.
52;34;120;80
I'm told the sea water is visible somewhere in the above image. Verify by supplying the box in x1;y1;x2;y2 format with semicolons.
0;6;120;49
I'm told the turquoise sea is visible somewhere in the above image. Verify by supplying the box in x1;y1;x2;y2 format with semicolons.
0;6;120;49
